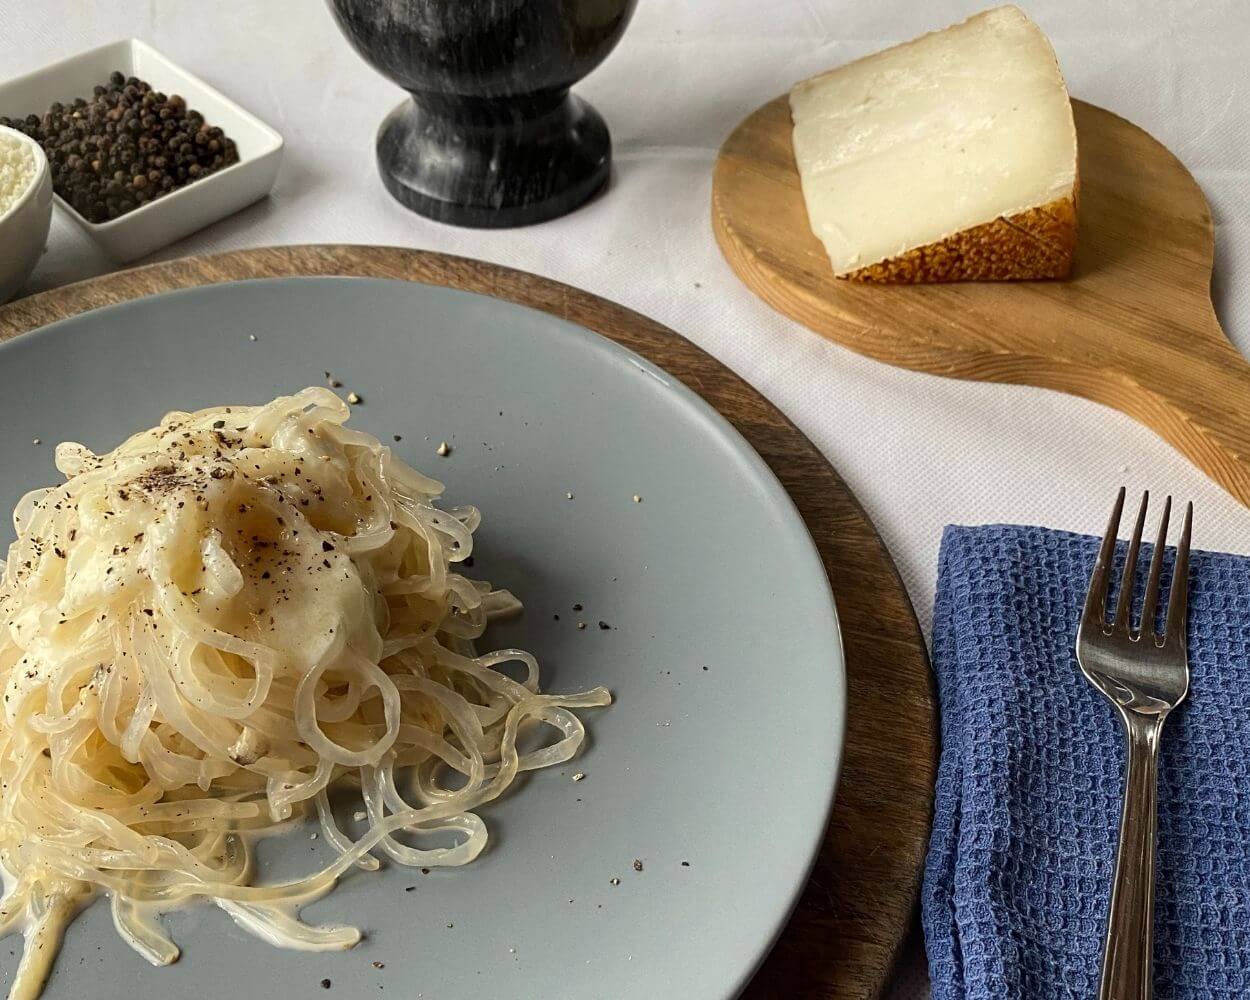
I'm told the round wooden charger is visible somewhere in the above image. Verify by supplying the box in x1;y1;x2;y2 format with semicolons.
0;246;937;1000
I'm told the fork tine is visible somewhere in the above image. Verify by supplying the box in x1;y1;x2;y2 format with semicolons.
1164;501;1193;647
1082;487;1125;631
1139;495;1172;642
1112;491;1149;632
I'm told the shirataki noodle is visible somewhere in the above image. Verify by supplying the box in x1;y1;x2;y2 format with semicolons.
0;387;609;999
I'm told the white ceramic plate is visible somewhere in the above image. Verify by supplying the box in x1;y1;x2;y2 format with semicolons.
0;39;283;262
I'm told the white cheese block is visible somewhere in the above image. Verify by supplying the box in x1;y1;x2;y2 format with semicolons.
789;5;1078;282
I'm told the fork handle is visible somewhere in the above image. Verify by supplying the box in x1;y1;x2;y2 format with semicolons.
1099;710;1166;1000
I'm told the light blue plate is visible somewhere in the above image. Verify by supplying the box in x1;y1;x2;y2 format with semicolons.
0;277;844;1000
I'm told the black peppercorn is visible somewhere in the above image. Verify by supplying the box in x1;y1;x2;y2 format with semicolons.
0;72;241;223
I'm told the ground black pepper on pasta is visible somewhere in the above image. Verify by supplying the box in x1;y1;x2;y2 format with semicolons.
0;388;611;998
0;71;239;223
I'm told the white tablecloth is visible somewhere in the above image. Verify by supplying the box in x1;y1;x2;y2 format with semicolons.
4;1;1248;995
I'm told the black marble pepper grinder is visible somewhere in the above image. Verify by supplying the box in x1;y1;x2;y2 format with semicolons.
328;0;637;228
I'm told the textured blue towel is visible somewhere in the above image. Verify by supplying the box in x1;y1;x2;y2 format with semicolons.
923;524;1250;999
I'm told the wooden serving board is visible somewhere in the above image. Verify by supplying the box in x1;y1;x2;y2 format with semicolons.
713;97;1250;507
0;245;936;1000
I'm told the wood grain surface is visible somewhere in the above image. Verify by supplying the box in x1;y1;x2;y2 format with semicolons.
713;96;1250;509
0;245;937;1000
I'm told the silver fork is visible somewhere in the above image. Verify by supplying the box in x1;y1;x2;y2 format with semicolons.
1077;488;1192;1000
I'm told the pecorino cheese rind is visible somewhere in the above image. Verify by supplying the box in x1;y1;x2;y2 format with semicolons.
790;5;1078;283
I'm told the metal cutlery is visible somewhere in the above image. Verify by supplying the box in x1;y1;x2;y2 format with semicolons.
1077;488;1192;1000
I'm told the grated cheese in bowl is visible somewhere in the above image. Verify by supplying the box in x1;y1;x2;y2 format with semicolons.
0;124;52;303
0;128;38;217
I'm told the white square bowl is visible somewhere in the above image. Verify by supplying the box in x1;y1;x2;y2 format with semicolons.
0;39;283;262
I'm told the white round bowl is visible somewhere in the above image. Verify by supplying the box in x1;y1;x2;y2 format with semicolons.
0;125;52;304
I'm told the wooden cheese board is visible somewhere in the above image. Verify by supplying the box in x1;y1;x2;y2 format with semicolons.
0;246;936;1000
713;96;1250;508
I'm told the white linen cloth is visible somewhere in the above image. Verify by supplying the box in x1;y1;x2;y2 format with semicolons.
2;1;1248;995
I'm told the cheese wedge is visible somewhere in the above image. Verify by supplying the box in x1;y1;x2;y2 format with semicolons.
789;5;1078;282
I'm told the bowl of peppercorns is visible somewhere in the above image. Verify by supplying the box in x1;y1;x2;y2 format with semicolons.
0;39;283;262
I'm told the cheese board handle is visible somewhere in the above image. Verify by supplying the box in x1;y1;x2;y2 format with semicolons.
1112;308;1250;507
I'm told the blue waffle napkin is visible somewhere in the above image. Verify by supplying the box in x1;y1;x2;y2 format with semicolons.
923;524;1250;999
